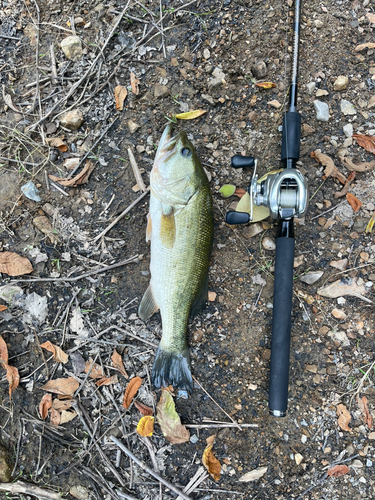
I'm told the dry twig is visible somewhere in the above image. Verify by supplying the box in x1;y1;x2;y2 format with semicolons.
111;436;192;500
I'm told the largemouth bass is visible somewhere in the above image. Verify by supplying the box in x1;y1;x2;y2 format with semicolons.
138;124;214;393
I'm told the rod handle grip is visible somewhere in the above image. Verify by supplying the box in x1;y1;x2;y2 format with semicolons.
268;236;295;417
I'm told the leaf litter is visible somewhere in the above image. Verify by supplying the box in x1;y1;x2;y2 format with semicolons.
155;388;190;444
0;1;371;498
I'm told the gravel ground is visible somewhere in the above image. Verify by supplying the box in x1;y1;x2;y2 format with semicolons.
0;1;375;499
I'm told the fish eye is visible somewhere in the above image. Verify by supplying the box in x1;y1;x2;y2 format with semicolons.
180;147;191;157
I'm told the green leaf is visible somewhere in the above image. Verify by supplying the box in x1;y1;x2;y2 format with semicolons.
219;184;236;198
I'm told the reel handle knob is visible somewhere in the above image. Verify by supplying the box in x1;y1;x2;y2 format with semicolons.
231;155;255;169
225;211;250;225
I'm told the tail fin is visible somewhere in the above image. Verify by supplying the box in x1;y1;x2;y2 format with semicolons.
151;346;193;393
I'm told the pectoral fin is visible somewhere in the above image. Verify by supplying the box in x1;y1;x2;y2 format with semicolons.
146;213;152;242
190;274;209;319
138;284;159;320
160;212;176;249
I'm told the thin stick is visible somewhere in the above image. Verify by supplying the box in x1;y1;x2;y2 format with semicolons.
193;376;242;431
184;423;258;429
311;200;346;220
128;148;146;192
11;255;140;283
29;0;42;117
29;1;131;130
68;325;158;354
49;179;69;196
110;436;192;500
92;189;150;242
159;0;167;58
44;169;50;190
0;481;61;500
49;43;58;85
68;118;118;178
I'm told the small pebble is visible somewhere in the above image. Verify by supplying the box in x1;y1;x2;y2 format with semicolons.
300;271;324;285
262;236;276;251
331;308;346;319
340;99;356;115
334;76;349;91
313;100;329;122
343;123;353;137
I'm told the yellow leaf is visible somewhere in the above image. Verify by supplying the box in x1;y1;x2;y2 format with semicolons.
366;211;375;233
137;416;155;437
175;109;207;120
255;82;276;89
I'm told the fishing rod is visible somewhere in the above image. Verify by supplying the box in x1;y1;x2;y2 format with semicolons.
225;0;308;417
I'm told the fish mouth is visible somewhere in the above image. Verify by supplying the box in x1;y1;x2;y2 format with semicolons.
154;124;185;165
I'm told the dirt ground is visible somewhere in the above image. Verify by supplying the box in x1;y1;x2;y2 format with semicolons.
1;0;375;499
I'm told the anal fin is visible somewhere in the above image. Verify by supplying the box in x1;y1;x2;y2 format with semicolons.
138;284;159;320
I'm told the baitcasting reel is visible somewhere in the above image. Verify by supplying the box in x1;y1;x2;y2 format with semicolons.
225;155;308;226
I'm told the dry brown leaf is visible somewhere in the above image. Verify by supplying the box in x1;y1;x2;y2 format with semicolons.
50;407;61;426
114;85;128;111
42;377;79;397
339;156;375;173
327;464;350;477
111;349;128;377
52;399;72;411
59;410;77;424
45;137;68;152
123;376;143;409
130;72;140;95
3;92;20;112
357;395;373;429
336;404;352;432
39;393;52;419
353;134;375;154
310;150;335;177
0;305;7;312
0;335;8;364
202;444;221;481
40;341;69;364
267;99;282;108
367;13;375;24
0;252;33;276
355;42;375;52
95;374;118;387
175;109;207;120
49;161;95;187
137;416;155;437
33;216;59;245
155;389;190;444
334;171;355;198
346;192;362;212
134;400;154;416
255;82;276;89
4;364;19;397
317;278;366;298
84;358;104;379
